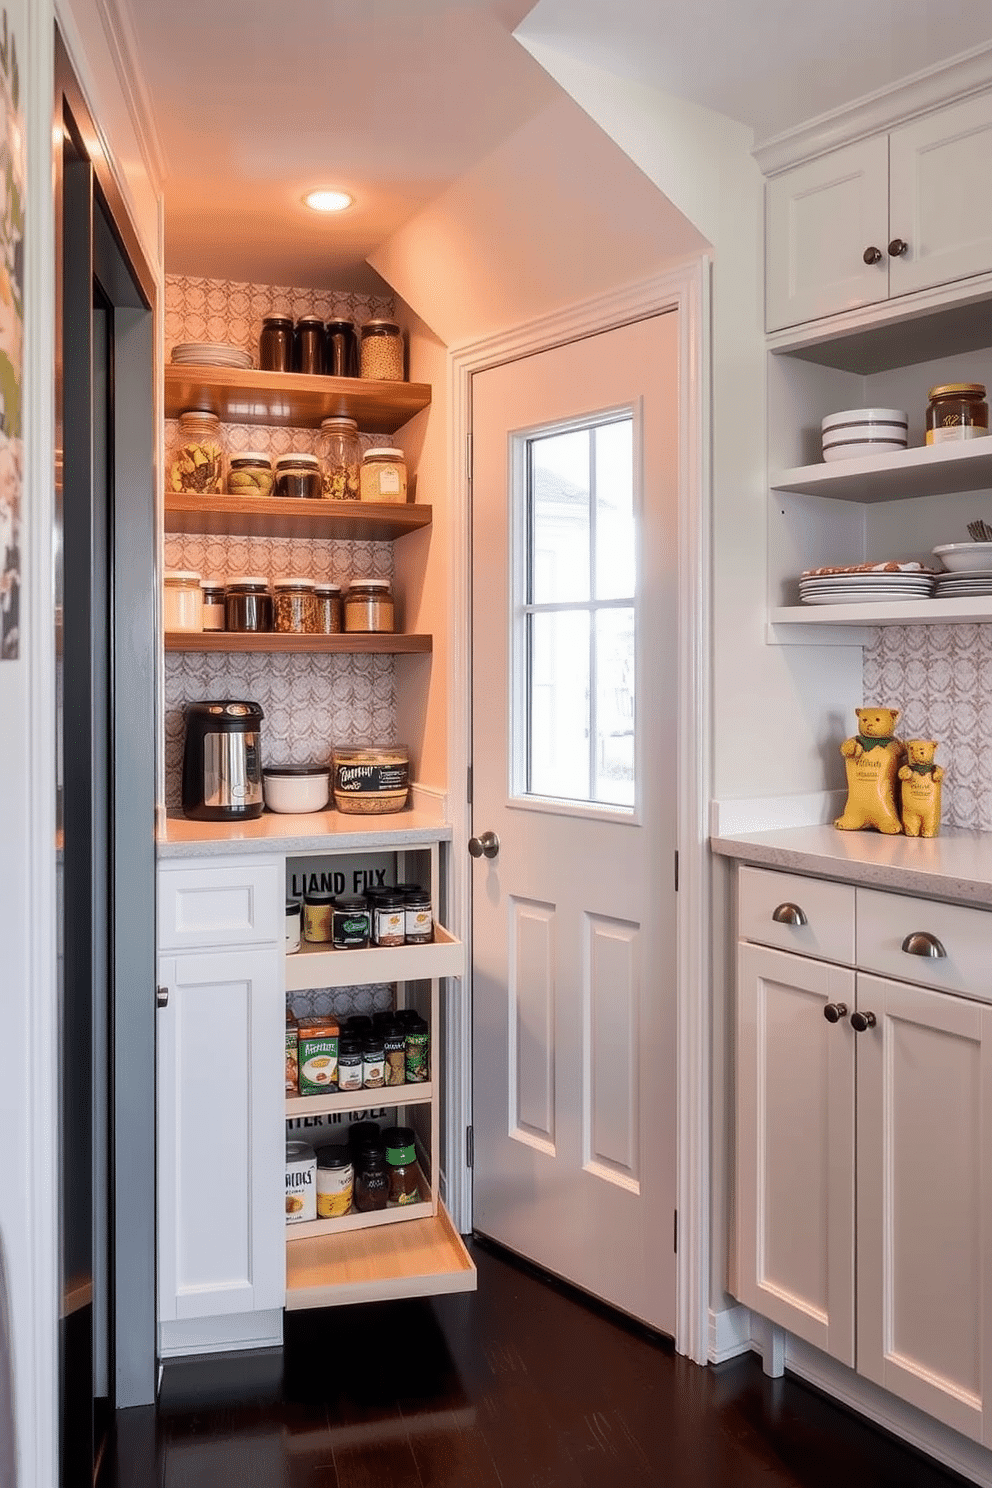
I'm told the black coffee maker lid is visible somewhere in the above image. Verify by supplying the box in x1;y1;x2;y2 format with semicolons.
186;700;264;723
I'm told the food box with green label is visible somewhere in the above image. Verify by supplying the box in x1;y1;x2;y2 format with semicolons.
298;1015;340;1095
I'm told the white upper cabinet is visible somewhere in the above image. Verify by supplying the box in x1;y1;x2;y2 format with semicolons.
766;92;992;332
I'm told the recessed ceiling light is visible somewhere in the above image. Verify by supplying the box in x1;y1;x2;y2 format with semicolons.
304;189;353;213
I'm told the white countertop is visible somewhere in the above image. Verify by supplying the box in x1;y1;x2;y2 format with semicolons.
711;824;992;907
158;808;453;859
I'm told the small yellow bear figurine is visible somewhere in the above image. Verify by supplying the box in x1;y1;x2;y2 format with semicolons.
899;740;943;838
835;707;905;834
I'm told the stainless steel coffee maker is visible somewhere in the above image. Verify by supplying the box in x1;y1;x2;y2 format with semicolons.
181;700;264;820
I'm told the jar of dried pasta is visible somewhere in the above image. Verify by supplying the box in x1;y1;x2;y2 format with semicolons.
169;411;225;494
360;448;407;504
273;578;317;634
343;578;394;632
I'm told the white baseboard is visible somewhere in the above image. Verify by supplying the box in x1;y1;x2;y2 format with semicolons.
158;1308;283;1358
709;790;846;838
708;1304;753;1363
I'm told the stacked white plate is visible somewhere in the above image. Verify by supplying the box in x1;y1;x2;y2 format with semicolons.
799;562;935;605
821;407;908;462
171;341;253;370
933;571;992;597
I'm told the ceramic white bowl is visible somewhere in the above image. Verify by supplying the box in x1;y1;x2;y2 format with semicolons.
822;438;908;462
821;407;908;433
821;407;908;461
933;542;992;573
263;765;330;813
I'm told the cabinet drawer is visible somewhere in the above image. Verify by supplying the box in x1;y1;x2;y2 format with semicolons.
738;866;855;964
159;859;282;950
856;888;992;1000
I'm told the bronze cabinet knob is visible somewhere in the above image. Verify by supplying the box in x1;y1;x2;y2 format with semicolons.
888;238;909;257
823;1002;848;1024
863;245;883;265
850;1010;877;1033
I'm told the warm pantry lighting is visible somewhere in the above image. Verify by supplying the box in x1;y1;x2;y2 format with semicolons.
304;189;353;213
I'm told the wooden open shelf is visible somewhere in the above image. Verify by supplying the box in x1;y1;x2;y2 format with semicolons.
286;1165;432;1242
284;1200;475;1308
164;631;432;655
286;924;463;991
165;362;431;433
164;492;432;541
285;1083;434;1120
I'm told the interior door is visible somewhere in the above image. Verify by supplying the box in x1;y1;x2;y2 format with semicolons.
471;314;678;1333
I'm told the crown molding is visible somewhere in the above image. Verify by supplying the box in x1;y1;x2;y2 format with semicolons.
94;0;167;192
754;40;992;176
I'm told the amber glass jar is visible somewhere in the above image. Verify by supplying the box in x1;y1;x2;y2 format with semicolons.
225;577;272;632
926;383;988;444
274;453;322;500
273;578;317;634
259;315;294;372
294;316;325;375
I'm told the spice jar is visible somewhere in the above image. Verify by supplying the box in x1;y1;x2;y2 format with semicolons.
303;889;335;944
383;1126;421;1206
314;583;342;634
343;578;394;633
294;315;325;375
285;899;302;954
404;1015;430;1083
353;1147;390;1211
169;410;224;494
316;1145;354;1219
383;1021;406;1086
275;453;322;500
316;416;361;500
332;895;370;948
362;1034;385;1090
225;577;272;633
926;383;989;444
373;891;406;947
259;315;294;372
348;1121;381;1161
325;318;358;377
201;580;226;631
337;1035;364;1093
360;447;408;505
360;320;404;380
404;888;434;945
273;578;317;634
227;452;274;498
163;571;203;632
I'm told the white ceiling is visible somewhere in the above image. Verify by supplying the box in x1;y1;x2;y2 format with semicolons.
122;0;992;292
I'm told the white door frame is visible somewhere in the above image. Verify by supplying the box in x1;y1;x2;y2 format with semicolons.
443;256;713;1364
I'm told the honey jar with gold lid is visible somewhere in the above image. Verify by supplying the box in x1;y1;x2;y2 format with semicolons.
926;383;988;444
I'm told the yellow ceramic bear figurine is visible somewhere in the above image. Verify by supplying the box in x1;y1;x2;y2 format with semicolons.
834;706;905;834
899;740;943;838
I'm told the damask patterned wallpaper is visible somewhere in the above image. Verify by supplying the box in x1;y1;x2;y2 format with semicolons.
163;274;400;809
863;624;992;830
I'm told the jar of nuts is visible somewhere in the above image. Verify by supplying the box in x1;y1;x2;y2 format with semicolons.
169;410;225;494
316;416;361;500
273;578;317;634
359;320;404;381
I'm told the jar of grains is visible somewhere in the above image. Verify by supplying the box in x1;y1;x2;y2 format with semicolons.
314;582;342;634
227;452;274;498
169;411;224;494
163;571;203;632
273;577;317;634
316;416;362;500
259;315;294;372
343;578;394;632
359;320;404;380
225;577;272;633
274;452;322;500
360;447;407;504
201;580;226;630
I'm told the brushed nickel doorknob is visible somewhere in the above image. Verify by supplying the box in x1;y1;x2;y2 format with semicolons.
863;245;883;265
850;1010;877;1033
468;830;500;860
772;902;807;926
901;931;946;959
888;237;909;257
823;1002;848;1024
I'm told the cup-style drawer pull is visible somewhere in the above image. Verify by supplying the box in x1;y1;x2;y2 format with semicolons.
772;902;807;927
901;931;947;959
823;1002;848;1024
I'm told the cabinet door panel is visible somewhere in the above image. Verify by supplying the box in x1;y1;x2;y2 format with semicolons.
889;93;992;299
766;136;889;331
158;948;285;1323
857;973;992;1445
736;943;856;1363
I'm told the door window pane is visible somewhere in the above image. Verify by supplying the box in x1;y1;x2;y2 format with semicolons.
595;420;634;601
531;430;591;604
595;607;635;807
528;610;590;801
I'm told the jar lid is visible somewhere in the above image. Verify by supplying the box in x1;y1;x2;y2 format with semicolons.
296;314;325;327
263;314;293;325
334;895;368;910
276;452;320;468
361;320;400;334
227;575;269;588
374;891;406;908
404;888;431;904
320;415;358;431
230;451;272;465
928;382;987;399
345;578;391;591
363;447;405;461
178;408;218;421
314;582;342;595
274;577;316;590
286;1141;315;1161
265;764;329;777
164;569;202;584
338;1034;363;1051
304;888;335;904
326;318;355;330
200;581;226;595
316;1144;352;1170
285;899;301;914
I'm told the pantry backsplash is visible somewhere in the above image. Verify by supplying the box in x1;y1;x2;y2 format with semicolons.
863;623;992;830
163;274;401;810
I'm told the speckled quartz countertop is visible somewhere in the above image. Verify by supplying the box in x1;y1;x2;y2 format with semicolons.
157;809;452;859
711;824;992;908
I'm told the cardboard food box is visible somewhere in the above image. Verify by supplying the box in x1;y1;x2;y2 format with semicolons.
285;1011;299;1095
298;1015;340;1096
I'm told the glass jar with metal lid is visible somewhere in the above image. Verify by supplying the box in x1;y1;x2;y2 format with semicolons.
316;416;362;501
343;578;394;633
273;577;317;634
360;447;407;504
314;582;342;634
259;315;293;372
359;320;404;380
169;410;225;494
325;318;358;377
294;316;325;375
163;571;203;632
316;1145;353;1219
926;383;988;444
225;576;272;633
227;452;274;498
201;580;226;631
382;1126;421;1206
275;452;322;500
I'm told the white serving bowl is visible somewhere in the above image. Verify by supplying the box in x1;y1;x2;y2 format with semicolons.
821;407;908;462
822;438;908;462
262;765;330;813
933;542;992;573
821;406;908;433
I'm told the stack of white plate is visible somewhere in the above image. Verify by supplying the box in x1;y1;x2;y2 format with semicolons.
821;407;908;462
799;563;935;604
171;341;253;370
934;571;992;597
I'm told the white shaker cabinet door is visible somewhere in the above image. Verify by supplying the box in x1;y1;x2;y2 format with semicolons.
765;134;889;331
889;92;992;300
158;948;285;1323
736;943;856;1364
856;973;992;1446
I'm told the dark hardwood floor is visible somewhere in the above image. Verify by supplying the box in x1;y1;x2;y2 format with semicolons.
113;1237;973;1488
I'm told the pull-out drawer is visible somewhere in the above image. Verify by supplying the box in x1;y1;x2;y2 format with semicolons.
856;888;992;1001
159;858;282;951
738;866;855;965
